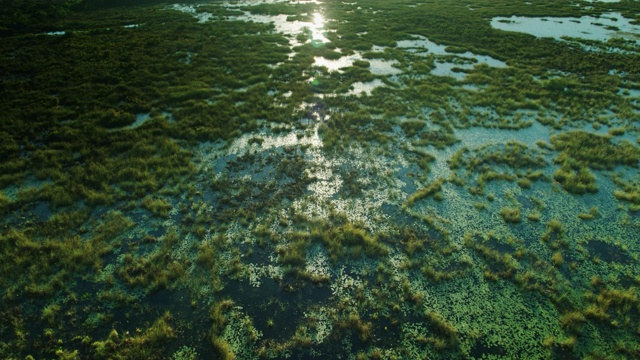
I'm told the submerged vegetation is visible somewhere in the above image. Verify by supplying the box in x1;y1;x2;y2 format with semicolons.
1;0;640;358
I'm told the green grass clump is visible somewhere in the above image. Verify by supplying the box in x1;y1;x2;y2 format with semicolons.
414;128;459;149
41;303;61;325
116;252;185;292
95;109;136;128
613;190;640;204
1;211;131;298
612;177;640;210
0;131;19;160
241;2;316;16
613;185;640;212
404;178;445;208
337;312;373;342
196;5;244;17
526;211;540;222
318;107;394;151
210;299;235;335
516;177;532;189
540;219;568;250
608;127;626;136
448;148;468;169
313;222;387;262
553;161;598;194
116;230;185;292
211;337;236;360
551;251;564;267
142;196;172;218
277;232;308;266
210;299;236;360
583;287;639;330
352;60;370;68
499;207;521;223
551;131;640;170
422;258;472;283
407;147;435;173
92;312;175;358
560;311;586;332
400;120;426;138
423;311;459;351
465;141;546;170
0;192;10;214
450;142;548;193
578;206;599;220
465;235;519;279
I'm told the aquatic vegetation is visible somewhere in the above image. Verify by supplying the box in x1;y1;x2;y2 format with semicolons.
553;161;598;194
612;177;640;211
141;196;173;218
172;346;199;360
578;206;600;220
400;120;427;138
313;222;388;262
1;0;640;358
499;207;521;223
0;192;10;215
560;311;586;332
551;131;640;170
423;311;459;350
526;211;540;222
0;210;131;299
582;286;640;333
116;251;186;292
91;312;175;359
449;141;549;195
211;337;235;360
404;178;445;208
337;312;373;342
551;251;564;267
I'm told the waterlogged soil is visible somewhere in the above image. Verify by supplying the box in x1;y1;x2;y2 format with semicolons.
1;0;640;359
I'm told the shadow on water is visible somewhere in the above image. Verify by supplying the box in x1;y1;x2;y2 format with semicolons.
470;340;507;358
221;276;332;342
585;240;633;264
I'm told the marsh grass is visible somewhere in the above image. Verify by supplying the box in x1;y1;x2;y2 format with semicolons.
423;311;459;351
313;222;388;262
552;131;640;170
577;206;599;220
92;312;175;359
612;177;640;211
553;161;598;194
499;207;521;223
0;210;132;299
141;196;172;218
337;312;374;342
1;0;640;358
404;178;445;208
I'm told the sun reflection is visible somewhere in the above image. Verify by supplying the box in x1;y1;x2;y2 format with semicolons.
313;13;324;28
308;12;329;45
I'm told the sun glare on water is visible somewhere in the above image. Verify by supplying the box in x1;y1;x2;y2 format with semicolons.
313;12;324;28
308;12;330;44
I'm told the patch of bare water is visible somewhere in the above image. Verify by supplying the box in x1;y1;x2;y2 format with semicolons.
313;53;401;75
396;35;507;79
346;79;388;96
491;12;640;44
